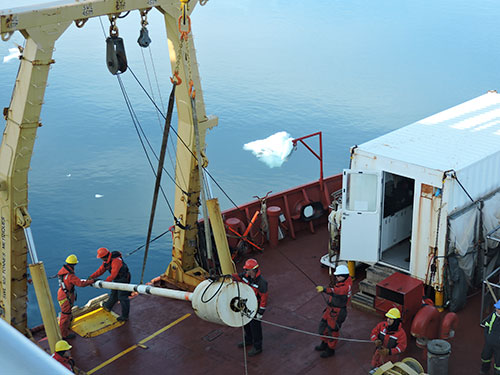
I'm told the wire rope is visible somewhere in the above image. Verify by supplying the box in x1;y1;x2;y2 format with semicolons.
139;46;188;195
127;66;249;220
253;315;372;343
116;74;175;216
276;247;328;304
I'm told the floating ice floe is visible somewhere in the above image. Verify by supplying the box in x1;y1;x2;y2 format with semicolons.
3;48;21;63
66;174;71;177
95;194;103;198
243;131;294;168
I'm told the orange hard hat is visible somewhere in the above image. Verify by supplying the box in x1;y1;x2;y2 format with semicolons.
97;247;110;259
243;258;259;270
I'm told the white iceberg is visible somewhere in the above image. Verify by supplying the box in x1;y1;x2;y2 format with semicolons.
243;131;294;168
95;194;103;198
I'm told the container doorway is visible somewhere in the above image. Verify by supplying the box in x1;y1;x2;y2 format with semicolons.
380;172;414;270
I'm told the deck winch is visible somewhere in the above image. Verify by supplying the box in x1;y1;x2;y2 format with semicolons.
91;279;257;327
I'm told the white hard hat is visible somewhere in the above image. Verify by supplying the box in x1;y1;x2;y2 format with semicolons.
334;264;349;276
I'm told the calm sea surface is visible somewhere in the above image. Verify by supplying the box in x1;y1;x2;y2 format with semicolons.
1;0;500;325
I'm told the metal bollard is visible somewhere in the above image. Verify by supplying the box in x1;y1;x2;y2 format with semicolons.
267;206;282;247
427;339;451;375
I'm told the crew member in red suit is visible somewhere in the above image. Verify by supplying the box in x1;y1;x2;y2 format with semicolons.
232;258;268;356
57;254;94;339
51;339;75;372
315;264;352;358
370;307;407;369
90;247;131;321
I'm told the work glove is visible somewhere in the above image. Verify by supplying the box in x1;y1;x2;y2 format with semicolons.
256;312;263;320
378;347;389;356
316;286;325;293
374;339;382;348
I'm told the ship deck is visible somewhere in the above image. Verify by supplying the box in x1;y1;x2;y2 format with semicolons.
35;224;482;375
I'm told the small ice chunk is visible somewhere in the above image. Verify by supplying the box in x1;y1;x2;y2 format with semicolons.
95;194;103;198
3;48;21;63
243;131;294;168
66;174;71;177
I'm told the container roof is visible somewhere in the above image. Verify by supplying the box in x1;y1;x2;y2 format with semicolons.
358;91;500;172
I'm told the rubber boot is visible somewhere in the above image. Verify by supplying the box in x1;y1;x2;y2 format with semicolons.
315;341;327;351
320;347;335;358
248;347;262;356
481;362;491;374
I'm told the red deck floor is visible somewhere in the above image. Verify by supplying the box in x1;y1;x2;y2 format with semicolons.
36;224;482;374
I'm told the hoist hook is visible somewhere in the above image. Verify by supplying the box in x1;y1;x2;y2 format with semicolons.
170;71;182;86
189;79;196;99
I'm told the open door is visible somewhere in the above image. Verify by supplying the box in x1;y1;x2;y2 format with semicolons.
340;169;383;262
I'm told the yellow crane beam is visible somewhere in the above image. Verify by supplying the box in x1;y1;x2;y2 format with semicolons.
0;0;222;336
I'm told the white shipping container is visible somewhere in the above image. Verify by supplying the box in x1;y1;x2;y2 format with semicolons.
340;91;500;290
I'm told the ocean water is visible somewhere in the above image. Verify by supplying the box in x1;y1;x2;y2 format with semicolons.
1;0;500;326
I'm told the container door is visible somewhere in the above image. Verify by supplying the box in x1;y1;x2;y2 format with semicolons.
340;169;382;262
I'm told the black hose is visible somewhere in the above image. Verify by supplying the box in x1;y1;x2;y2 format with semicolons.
201;275;230;303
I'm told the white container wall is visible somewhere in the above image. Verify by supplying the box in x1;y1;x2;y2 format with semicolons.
341;91;500;292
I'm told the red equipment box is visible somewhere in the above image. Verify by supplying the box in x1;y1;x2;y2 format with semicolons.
375;272;424;334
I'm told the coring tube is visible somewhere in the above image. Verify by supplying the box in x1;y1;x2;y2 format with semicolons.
91;280;192;301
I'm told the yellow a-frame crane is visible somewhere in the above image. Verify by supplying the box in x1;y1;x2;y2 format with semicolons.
0;0;233;352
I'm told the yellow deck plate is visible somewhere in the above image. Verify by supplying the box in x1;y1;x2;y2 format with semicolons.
71;308;125;338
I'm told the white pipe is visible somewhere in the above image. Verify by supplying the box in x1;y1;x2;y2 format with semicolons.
0;318;72;375
91;280;193;301
91;279;258;327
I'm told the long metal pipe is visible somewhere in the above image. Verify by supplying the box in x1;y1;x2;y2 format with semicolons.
91;280;193;301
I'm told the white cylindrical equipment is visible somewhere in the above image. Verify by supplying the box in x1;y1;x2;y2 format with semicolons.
92;280;193;301
92;279;257;327
191;279;258;327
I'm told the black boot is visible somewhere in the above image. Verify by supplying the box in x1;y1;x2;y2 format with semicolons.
481;361;491;374
320;347;335;358
315;342;327;351
248;347;262;356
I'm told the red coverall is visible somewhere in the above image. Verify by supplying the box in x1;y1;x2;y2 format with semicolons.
319;276;353;349
232;270;268;350
370;320;407;367
57;265;93;338
90;252;131;319
51;352;74;372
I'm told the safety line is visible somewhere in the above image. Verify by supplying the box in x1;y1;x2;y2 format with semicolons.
87;313;191;374
240;313;248;375
255;316;372;343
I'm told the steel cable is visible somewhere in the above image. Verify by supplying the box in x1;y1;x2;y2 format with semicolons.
253;315;372;344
